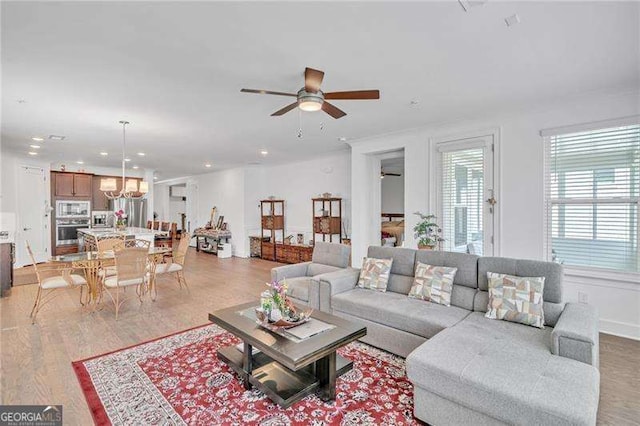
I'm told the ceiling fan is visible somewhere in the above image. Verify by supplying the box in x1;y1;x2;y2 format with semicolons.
241;67;380;119
380;169;402;179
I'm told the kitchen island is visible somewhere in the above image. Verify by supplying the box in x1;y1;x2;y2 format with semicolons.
77;227;168;251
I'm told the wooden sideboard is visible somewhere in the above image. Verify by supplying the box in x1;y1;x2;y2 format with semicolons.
275;243;313;264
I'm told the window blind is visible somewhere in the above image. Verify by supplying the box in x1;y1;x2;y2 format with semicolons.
544;123;640;272
441;147;485;254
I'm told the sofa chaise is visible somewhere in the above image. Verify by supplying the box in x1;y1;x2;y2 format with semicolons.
315;246;600;425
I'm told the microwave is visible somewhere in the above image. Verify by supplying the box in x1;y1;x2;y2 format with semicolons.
56;200;91;219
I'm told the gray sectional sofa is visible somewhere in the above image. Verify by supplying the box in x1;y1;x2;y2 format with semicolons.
314;246;600;425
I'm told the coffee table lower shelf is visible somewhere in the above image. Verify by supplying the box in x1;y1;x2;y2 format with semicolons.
218;345;353;408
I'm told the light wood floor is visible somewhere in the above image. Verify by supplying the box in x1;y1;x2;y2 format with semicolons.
1;249;639;425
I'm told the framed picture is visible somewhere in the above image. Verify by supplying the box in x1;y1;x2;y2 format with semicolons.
216;215;224;230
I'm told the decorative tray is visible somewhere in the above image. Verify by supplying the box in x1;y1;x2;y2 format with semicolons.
255;307;313;330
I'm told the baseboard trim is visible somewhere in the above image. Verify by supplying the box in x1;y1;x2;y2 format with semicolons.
600;318;640;341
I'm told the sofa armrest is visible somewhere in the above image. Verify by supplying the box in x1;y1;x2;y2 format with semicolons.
318;268;360;313
271;262;311;282
551;303;599;368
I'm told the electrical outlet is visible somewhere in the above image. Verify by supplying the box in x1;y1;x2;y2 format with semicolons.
578;292;588;304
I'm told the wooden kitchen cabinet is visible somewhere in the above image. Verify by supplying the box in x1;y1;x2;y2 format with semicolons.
53;172;93;198
54;173;75;197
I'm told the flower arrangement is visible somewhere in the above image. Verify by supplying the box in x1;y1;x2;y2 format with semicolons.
114;209;127;229
413;211;444;249
260;279;299;322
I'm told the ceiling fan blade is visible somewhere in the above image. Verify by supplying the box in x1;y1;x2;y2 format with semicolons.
241;88;297;97
324;90;380;100
304;67;325;93
271;102;299;116
321;101;347;119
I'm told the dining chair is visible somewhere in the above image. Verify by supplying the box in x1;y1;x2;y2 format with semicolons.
97;236;126;279
155;233;190;289
27;242;87;323
83;234;98;252
102;246;149;320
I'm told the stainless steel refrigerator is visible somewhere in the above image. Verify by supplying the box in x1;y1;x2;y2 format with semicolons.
109;198;147;228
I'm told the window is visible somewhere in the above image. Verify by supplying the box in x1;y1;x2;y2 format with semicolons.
543;122;640;273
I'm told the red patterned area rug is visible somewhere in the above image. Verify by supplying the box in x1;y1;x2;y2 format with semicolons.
72;324;420;426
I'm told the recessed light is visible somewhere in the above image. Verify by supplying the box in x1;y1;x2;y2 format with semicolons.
505;13;521;27
132;165;139;169
205;163;212;168
338;137;347;142
29;144;40;149
28;151;38;156
48;135;66;141
31;137;44;142
124;158;131;162
76;161;84;165
153;176;158;180
137;152;145;156
260;150;268;156
100;152;108;156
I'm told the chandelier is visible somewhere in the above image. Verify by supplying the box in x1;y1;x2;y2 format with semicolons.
100;120;149;199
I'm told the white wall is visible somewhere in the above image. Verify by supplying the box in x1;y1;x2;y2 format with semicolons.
350;90;640;340
381;175;404;214
246;152;352;245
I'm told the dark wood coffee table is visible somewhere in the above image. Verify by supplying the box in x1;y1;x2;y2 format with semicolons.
208;301;366;408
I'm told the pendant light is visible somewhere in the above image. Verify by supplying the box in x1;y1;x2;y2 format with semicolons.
100;120;149;199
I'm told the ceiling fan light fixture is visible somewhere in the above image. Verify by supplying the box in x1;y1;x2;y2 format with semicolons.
299;100;322;112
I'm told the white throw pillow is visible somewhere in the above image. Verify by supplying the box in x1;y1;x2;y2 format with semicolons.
485;272;545;328
408;262;457;307
357;257;393;292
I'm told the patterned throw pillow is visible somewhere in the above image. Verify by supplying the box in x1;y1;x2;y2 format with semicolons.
408;262;458;307
357;257;393;292
485;272;546;328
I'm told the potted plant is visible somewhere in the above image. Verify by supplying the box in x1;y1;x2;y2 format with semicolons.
114;209;127;231
413;212;444;250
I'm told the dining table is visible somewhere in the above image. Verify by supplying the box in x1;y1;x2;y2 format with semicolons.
50;247;172;306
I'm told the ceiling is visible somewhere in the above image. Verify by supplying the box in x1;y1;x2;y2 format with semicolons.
2;1;638;180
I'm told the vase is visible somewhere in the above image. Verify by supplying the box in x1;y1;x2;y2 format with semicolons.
116;224;127;231
418;244;435;250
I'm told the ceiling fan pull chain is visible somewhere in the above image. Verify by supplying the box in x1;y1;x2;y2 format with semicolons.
298;108;303;139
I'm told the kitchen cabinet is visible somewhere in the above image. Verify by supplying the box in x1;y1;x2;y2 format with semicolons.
53;172;93;198
91;176;120;210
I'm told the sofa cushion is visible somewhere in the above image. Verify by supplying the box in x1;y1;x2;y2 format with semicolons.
367;246;416;276
406;312;600;426
415;250;479;289
312;241;351;268
307;263;340;277
332;288;470;339
479;257;562;303
357;257;392;291
409;263;458;307
285;276;313;302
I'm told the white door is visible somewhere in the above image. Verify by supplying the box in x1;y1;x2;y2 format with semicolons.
436;136;495;255
16;165;49;266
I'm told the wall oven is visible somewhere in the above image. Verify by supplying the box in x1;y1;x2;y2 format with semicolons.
56;200;91;219
56;218;90;246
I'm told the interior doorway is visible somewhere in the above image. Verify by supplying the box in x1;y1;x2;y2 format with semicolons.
381;156;405;247
169;184;187;234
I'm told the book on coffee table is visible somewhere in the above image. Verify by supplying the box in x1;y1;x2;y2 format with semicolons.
283;318;335;340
